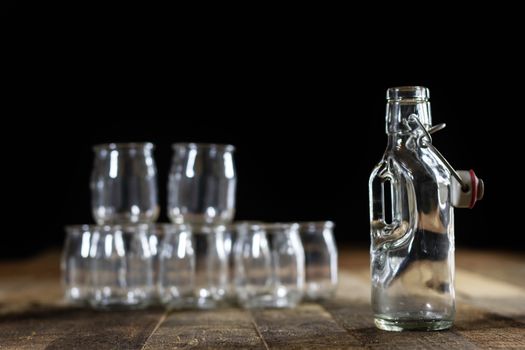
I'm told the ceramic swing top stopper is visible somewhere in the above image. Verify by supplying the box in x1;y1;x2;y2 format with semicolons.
451;170;484;208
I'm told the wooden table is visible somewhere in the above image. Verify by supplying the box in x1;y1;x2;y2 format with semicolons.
0;249;524;349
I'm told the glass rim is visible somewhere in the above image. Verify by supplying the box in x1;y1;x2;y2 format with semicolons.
240;222;300;233
387;86;429;102
225;220;264;229
172;142;235;152
177;223;238;234
65;223;188;233
296;221;335;230
92;142;155;152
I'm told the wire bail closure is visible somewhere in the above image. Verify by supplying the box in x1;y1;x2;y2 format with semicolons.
404;114;484;208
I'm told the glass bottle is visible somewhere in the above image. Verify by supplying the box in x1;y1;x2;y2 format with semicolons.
369;86;455;331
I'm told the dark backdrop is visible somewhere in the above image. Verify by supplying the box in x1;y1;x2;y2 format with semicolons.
2;10;523;257
4;79;523;258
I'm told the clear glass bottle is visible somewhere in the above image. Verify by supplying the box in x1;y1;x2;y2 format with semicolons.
369;86;455;331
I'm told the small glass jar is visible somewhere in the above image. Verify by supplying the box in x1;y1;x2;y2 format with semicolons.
299;221;338;300
167;143;236;225
234;223;304;308
222;221;263;301
62;225;94;304
159;224;228;309
157;224;194;307
90;143;159;225
89;224;155;309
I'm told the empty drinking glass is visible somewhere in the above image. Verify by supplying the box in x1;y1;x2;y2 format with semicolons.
62;225;94;304
299;221;338;300
91;143;159;225
168;143;236;225
159;224;228;309
234;223;304;308
89;224;154;309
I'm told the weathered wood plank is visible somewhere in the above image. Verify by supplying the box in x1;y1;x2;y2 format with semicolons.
454;303;525;349
456;250;525;289
250;303;362;350
337;251;525;322
322;298;480;350
142;308;267;350
0;251;60;279
0;306;78;350
334;271;370;302
328;267;525;349
1;249;524;350
0;307;164;350
456;269;525;318
0;277;62;316
0;251;62;316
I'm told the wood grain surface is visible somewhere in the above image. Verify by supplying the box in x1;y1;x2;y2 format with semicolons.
0;248;523;349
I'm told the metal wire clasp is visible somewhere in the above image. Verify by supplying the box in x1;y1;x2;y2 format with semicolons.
404;114;468;190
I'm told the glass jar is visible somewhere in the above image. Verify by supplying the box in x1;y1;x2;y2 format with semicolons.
234;223;304;308
168;143;236;225
157;224;194;308
299;221;338;300
62;225;94;304
159;224;228;309
369;86;455;331
90;143;159;225
87;224;155;309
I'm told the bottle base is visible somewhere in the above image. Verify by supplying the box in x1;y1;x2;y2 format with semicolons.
374;318;453;332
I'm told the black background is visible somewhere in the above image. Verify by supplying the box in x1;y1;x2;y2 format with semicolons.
2;8;524;258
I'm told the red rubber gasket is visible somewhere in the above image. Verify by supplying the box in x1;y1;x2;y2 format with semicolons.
469;169;478;209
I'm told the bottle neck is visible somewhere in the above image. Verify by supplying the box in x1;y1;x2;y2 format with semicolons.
386;100;432;135
386;133;408;149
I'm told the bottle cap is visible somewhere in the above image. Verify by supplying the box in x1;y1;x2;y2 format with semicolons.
451;169;484;208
